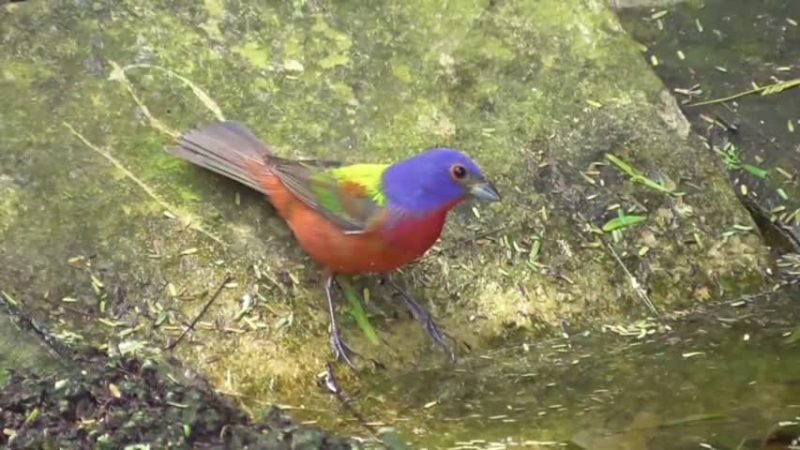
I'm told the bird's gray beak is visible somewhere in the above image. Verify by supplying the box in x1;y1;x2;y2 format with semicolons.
470;181;501;202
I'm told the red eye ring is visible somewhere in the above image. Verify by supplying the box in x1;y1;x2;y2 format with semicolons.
450;164;467;180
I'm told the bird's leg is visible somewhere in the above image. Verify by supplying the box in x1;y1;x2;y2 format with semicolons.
386;278;456;362
324;272;358;369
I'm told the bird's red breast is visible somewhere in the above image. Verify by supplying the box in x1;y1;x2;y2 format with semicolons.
245;160;450;275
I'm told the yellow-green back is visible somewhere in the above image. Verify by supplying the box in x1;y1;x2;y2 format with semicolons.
328;163;390;206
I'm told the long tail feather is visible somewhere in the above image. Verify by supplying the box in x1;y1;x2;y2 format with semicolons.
170;121;273;195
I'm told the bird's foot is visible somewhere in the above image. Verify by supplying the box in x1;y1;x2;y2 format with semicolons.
388;280;456;362
325;272;361;370
330;328;359;369
415;306;456;362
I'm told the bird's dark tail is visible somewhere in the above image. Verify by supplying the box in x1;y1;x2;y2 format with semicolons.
170;121;274;195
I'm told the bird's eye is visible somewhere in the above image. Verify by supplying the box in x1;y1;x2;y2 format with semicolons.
450;164;467;180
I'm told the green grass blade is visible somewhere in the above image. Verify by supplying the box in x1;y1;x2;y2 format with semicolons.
603;214;647;232
338;278;380;345
605;153;676;195
742;164;768;179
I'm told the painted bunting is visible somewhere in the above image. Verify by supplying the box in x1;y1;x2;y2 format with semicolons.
170;121;500;367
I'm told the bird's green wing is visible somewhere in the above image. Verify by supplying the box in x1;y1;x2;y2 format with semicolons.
267;156;391;233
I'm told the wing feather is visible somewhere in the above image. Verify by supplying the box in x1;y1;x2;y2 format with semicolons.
266;156;393;233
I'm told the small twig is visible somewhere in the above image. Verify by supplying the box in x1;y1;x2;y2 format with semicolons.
166;275;232;351
605;241;662;320
686;78;800;107
0;291;75;362
109;61;226;123
63;122;227;247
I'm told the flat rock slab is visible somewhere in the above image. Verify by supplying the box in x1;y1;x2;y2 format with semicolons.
0;0;769;409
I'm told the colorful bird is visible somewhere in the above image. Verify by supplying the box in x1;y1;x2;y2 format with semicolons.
171;121;500;367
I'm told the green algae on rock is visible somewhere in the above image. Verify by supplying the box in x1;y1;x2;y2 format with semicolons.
0;0;772;431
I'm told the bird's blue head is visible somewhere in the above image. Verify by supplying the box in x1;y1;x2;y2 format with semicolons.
382;148;501;214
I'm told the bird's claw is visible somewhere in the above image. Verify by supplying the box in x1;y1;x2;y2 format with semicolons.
325;273;360;370
393;282;457;362
421;315;457;362
330;329;359;369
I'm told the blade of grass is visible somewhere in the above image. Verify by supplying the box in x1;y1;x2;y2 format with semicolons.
686;78;800;107
603;214;647;232
742;164;768;179
605;154;677;195
338;278;380;345
659;413;728;428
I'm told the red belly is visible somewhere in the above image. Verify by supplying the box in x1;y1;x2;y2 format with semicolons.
253;167;448;274
290;212;447;274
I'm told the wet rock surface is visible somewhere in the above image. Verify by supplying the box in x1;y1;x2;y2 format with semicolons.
0;0;778;440
618;0;800;254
